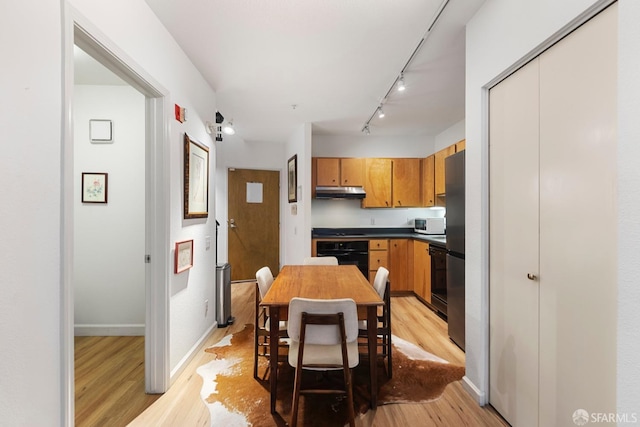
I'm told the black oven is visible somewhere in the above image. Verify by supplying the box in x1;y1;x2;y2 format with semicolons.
429;244;447;317
316;241;369;277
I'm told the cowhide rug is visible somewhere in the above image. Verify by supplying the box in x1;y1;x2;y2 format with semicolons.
197;324;464;426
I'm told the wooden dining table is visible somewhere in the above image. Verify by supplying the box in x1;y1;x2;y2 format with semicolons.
260;264;384;414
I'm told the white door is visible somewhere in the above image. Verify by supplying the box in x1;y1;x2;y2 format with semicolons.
489;4;617;425
489;58;541;427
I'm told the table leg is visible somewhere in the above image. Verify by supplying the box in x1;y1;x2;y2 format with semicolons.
269;308;279;414
367;306;377;409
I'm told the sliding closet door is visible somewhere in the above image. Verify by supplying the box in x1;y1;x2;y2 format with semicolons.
489;59;541;427
538;4;617;424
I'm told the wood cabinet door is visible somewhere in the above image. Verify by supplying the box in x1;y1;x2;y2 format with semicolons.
392;158;422;207
389;239;409;292
413;241;431;302
362;158;392;208
434;145;455;196
422;155;435;207
455;139;466;152
316;158;340;186
340;158;364;186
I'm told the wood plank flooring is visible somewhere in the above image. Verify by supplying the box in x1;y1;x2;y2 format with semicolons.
76;281;508;426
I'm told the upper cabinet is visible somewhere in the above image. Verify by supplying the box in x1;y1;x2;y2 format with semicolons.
434;139;465;199
362;158;392;208
392;158;422;207
422;155;435;207
316;158;365;187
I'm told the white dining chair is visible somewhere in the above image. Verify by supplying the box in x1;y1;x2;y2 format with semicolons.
302;256;339;265
358;266;392;378
254;266;288;380
287;297;359;427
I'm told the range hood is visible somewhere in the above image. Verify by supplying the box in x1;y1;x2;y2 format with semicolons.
315;186;366;199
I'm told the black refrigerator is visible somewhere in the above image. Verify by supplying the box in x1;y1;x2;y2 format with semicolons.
445;150;465;351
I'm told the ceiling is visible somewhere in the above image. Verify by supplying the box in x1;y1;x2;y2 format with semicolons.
82;0;486;143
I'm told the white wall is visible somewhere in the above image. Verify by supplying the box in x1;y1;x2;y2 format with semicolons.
283;124;313;264
465;0;640;410
0;0;62;424
73;84;146;335
311;125;460;228
68;0;218;387
617;0;640;415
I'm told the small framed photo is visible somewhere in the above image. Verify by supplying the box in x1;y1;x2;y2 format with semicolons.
81;172;108;203
90;119;113;143
175;239;194;274
287;154;297;203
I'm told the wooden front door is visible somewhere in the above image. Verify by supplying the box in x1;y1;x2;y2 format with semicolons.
228;168;280;281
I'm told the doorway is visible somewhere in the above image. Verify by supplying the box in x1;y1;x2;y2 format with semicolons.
227;168;280;281
63;11;170;426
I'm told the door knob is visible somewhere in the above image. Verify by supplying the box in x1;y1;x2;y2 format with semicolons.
527;273;537;281
229;219;237;228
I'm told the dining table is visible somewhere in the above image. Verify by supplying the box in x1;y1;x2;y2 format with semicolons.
260;264;384;414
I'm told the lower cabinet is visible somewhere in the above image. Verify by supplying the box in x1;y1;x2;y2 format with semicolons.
368;239;389;283
412;241;431;303
389;239;411;292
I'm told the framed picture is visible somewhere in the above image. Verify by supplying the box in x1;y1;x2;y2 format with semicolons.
174;239;194;273
288;154;297;203
184;133;209;219
81;172;108;203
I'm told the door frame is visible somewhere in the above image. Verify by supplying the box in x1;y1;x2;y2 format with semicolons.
62;5;171;425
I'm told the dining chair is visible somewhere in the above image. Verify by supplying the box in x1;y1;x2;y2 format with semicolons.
302;256;339;265
254;266;288;380
358;266;392;378
287;297;359;427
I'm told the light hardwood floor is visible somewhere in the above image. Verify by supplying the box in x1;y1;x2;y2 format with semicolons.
76;281;509;426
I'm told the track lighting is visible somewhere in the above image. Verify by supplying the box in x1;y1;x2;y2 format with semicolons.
223;119;235;135
397;74;406;92
360;0;451;134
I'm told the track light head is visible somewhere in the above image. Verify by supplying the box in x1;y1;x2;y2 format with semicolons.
377;106;385;119
397;75;406;92
223;119;235;135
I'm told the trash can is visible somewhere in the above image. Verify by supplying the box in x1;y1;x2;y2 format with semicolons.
216;263;234;327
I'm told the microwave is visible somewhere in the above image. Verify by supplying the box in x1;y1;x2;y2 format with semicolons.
414;218;445;235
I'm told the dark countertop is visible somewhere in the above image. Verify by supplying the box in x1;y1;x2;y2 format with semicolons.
312;227;446;247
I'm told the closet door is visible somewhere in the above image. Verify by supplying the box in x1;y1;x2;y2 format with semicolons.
538;4;617;424
489;58;541;427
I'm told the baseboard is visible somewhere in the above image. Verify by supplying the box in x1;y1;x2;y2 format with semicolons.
462;375;488;406
170;321;218;384
74;324;145;336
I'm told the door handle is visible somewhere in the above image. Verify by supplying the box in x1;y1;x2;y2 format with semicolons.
527;273;537;281
229;219;237;228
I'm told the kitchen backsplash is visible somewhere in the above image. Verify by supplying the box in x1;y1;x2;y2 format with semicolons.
311;198;445;228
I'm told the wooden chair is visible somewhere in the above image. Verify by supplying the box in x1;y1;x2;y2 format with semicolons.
358;266;392;378
287;297;359;427
254;266;288;380
302;256;339;265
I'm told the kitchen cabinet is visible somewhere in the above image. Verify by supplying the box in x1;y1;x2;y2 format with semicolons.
389;239;411;292
362;159;392;208
422;155;435;207
455;139;466;152
368;239;388;283
489;7;616;426
392;158;422;207
413;241;431;303
434;145;455;197
315;157;365;187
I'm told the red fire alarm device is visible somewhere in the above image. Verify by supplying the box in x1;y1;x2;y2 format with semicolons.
174;104;186;123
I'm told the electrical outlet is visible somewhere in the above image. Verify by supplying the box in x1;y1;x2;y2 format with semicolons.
204;299;209;317
370;217;375;225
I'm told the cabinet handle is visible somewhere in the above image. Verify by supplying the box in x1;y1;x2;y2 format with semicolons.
527;273;537;281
